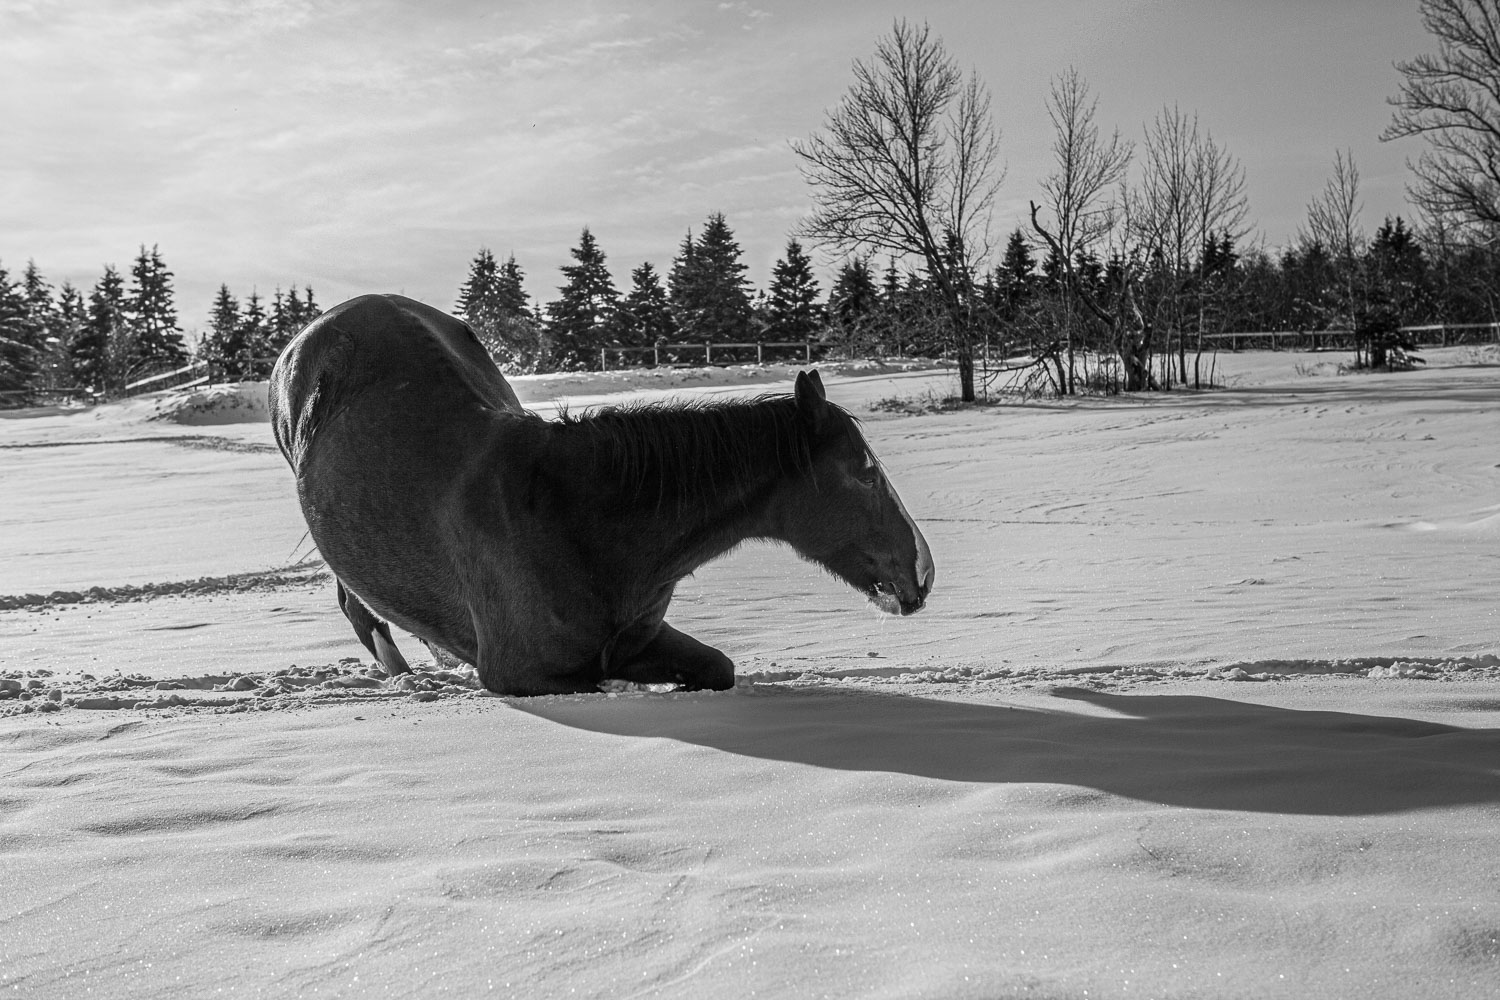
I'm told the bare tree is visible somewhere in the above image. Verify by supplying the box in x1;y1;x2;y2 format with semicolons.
1127;106;1248;387
1301;149;1367;361
792;19;1003;401
1384;0;1500;238
1031;68;1132;393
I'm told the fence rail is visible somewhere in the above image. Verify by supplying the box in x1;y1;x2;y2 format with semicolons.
600;341;820;370
1202;322;1500;351
124;360;209;393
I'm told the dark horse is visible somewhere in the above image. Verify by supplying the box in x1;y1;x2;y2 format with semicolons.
269;294;934;695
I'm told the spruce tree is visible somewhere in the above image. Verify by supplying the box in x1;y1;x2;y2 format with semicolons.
496;254;532;319
20;260;66;391
766;238;823;341
125;244;187;374
53;281;86;390
683;213;752;342
667;229;699;332
457;248;542;371
239;291;269;373
997;229;1037;315
0;260;36;397
75;265;126;393
204;285;244;379
456;247;502;329
827;257;879;328
544;228;619;369
616;261;676;347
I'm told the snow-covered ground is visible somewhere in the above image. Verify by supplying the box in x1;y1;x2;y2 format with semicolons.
2;346;1498;998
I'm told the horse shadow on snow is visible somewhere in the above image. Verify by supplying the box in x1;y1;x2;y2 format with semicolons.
517;685;1500;817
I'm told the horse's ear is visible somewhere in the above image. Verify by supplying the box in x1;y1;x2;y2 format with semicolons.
795;369;828;432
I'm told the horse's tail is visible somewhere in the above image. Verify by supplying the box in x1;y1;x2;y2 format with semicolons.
269;311;361;471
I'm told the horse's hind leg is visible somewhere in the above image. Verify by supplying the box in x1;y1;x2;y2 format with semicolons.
613;622;734;691
336;579;412;676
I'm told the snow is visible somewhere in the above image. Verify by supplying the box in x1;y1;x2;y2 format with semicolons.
2;348;1499;998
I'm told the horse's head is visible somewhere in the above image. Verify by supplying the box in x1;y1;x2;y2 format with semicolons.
780;370;935;616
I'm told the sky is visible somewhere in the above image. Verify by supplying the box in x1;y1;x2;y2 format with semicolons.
1;0;1436;334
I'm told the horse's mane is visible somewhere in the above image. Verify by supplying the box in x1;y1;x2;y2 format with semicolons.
555;394;851;509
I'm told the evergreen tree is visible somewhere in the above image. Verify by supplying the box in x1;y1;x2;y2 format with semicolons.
615;261;675;347
266;285;316;359
824;256;881;354
827;256;879;327
51;281;86;390
667;229;698;330
544;227;619;369
0;260;36;398
995;229;1038;319
75;265;126;393
204;285;246;379
125;244;186;374
458;248;542;370
1369;216;1429;323
496;254;532;319
766;238;823;341
681;212;752;342
20;260;68;391
456;247;502;329
239;291;269;372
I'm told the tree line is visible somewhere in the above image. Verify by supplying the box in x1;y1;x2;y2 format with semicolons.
454;212;823;372
0;245;320;402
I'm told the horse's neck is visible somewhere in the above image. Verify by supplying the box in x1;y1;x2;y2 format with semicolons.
557;402;804;580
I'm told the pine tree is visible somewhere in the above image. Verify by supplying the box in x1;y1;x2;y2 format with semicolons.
125;244;186;375
544;228;619;369
0;260;36;398
239;291;269;373
615;261;676;347
827;257;879;330
20;260;68;391
266;285;314;359
74;265;126;393
766;238;823;341
456;248;502;329
996;229;1038;318
50;281;86;391
678;213;752;342
496;254;532;319
203;285;245;379
667;229;698;331
457;249;542;371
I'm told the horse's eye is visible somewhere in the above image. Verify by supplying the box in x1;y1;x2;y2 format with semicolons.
855;468;879;488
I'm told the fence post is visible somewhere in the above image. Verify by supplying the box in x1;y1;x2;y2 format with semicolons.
757;342;763;364
804;341;811;364
654;345;660;366
600;348;608;371
704;341;712;366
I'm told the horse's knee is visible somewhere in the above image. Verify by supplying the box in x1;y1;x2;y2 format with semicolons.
614;624;735;691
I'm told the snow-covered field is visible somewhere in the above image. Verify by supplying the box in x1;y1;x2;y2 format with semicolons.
3;347;1499;998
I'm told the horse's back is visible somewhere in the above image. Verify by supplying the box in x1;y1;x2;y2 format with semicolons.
270;293;520;467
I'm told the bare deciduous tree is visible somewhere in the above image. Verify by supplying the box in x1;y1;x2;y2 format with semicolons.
1031;68;1132;393
793;19;1003;401
1384;0;1500;237
1127;106;1248;387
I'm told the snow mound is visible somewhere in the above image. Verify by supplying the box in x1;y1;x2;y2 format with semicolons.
148;382;270;424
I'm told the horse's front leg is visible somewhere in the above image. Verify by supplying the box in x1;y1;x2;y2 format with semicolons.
611;621;735;691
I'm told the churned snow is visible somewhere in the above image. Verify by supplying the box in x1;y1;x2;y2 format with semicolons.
2;348;1498;998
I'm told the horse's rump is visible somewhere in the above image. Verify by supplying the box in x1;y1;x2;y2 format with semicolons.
270;293;521;467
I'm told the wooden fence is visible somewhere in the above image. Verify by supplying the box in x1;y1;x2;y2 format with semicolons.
1201;322;1500;352
600;341;820;370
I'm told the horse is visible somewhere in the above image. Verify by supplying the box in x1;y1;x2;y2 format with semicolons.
269;293;934;696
